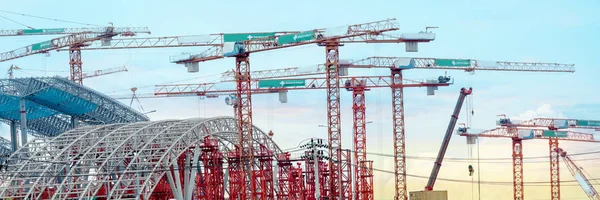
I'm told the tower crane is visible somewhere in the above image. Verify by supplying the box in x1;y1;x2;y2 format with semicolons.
215;56;574;199
3;26;432;199
424;87;473;192
328;56;574;200
110;58;449;200
154;76;448;200
6;65;127;80
555;148;600;200
107;55;575;200
458;118;600;200
165;18;436;200
0;27;150;85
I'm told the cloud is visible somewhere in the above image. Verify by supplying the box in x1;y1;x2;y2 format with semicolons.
510;104;564;121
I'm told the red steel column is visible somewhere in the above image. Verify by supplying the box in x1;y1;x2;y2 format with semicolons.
69;47;83;85
339;149;353;200
512;138;524;200
235;55;256;199
352;85;372;200
325;41;342;200
391;69;407;200
549;138;560;200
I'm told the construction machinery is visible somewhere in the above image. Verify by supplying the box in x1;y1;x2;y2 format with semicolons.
556;148;600;200
0;27;150;85
458;117;600;200
167;18;435;200
108;55;575;200
6;65;128;80
21;24;573;199
425;87;473;191
405;87;473;200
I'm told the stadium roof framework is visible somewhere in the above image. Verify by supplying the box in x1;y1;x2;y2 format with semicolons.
0;117;282;199
0;76;150;138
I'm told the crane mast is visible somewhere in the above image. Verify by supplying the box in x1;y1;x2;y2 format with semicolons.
425;87;473;191
556;148;600;200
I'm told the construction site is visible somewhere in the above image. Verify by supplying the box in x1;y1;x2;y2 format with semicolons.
0;1;598;200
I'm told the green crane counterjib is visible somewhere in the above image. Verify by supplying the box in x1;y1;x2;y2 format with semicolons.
425;87;473;191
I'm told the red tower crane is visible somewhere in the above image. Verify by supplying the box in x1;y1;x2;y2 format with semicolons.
137;74;449;200
341;56;574;200
7;65;127;80
165;18;434;200
0;27;150;85
108;55;574;200
459;119;600;200
6;27;434;199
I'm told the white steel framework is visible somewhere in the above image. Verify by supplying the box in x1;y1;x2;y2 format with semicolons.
0;117;283;200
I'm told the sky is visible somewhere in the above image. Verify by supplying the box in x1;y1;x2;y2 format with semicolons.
1;0;600;199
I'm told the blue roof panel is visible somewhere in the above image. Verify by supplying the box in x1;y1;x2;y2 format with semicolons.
29;87;98;115
0;93;57;120
0;76;149;137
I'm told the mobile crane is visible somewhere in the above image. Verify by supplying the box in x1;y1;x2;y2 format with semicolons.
423;87;473;193
556;148;600;200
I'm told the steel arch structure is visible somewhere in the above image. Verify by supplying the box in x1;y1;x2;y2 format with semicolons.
0;117;283;200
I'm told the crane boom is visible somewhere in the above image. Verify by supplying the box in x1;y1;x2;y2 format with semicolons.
425;87;473;191
556;148;600;200
52;31;428;54
516;118;600;129
168;19;436;64
218;56;574;82
154;76;447;95
81;66;128;79
0;26;150;36
460;127;597;142
108;75;448;99
55;33;298;51
220;64;328;82
349;57;575;72
0;27;151;62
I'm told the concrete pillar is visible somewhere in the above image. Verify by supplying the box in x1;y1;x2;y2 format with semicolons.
9;121;18;152
19;98;27;146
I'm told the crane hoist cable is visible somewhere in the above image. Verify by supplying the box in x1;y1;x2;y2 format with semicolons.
476;133;481;200
0;14;33;29
0;9;103;27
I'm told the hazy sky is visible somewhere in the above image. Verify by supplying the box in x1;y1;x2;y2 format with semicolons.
1;0;600;199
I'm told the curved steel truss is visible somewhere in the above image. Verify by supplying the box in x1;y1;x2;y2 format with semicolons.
0;76;149;137
0;117;282;199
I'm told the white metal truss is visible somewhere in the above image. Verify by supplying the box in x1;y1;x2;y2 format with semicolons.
0;116;282;200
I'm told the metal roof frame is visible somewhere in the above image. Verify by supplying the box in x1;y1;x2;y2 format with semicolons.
0;117;282;199
0;76;149;137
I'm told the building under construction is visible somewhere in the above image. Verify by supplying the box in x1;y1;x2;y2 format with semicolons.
0;12;598;200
